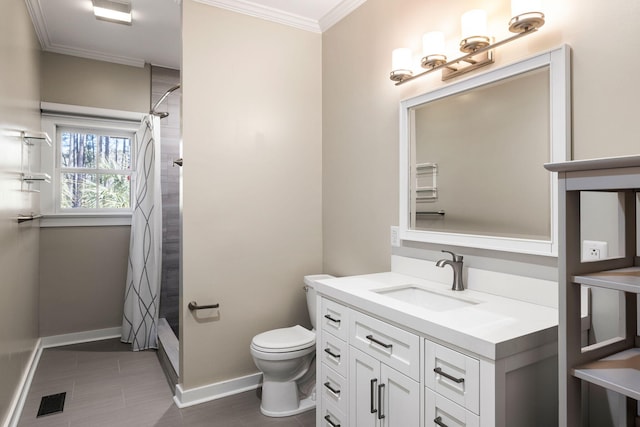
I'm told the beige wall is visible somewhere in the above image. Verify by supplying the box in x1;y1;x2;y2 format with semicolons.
322;0;640;275
37;54;152;338
181;1;322;388
41;52;151;113
39;227;130;336
0;0;42;424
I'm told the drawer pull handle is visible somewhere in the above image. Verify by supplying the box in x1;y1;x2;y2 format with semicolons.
366;334;393;349
433;367;465;383
324;314;341;324
434;416;448;427
377;383;386;420
370;378;378;414
324;348;341;360
324;414;341;427
323;381;341;396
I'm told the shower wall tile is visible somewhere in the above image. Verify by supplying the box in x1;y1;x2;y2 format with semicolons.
153;66;181;338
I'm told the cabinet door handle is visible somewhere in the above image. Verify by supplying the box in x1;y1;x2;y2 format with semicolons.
434;416;448;427
324;314;341;324
324;348;341;360
370;378;378;414
433;367;465;383
323;381;341;396
324;414;341;427
377;383;386;420
366;334;393;349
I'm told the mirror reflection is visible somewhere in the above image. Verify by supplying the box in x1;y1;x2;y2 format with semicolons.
410;67;550;240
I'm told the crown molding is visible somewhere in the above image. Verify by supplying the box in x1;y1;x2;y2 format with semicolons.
194;0;365;33
24;0;146;67
24;0;51;48
319;0;367;32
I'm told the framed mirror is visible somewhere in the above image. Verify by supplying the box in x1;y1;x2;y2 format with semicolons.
399;45;571;256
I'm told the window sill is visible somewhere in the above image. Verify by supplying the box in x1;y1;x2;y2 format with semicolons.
40;213;132;228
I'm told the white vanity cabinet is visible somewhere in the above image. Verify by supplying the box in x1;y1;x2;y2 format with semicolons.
316;288;558;427
349;310;420;427
425;340;480;427
318;298;351;427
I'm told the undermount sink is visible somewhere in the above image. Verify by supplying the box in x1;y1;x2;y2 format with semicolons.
375;285;480;312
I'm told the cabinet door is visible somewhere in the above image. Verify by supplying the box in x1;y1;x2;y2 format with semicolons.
350;347;380;427
380;364;420;427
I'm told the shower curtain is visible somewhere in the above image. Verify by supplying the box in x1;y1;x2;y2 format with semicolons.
121;115;163;351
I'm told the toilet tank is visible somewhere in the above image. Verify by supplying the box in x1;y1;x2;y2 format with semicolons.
303;274;334;329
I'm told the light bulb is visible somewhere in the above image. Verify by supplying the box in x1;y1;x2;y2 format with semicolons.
461;9;487;40
422;32;445;56
511;0;542;17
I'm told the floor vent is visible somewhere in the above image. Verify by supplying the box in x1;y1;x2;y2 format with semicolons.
37;392;66;417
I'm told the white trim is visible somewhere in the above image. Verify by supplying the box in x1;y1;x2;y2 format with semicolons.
24;0;146;68
40;327;122;348
40;102;146;122
4;328;122;427
39;108;142;219
3;340;43;427
318;0;367;31
173;373;263;408
194;0;320;32
39;213;131;227
193;0;366;33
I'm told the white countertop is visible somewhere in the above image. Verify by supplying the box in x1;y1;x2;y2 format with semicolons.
315;272;558;360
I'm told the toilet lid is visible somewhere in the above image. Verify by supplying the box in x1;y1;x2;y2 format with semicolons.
252;325;315;353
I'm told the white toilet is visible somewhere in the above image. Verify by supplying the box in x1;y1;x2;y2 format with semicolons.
250;274;334;417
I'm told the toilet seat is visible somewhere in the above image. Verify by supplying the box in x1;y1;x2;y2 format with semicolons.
251;325;315;353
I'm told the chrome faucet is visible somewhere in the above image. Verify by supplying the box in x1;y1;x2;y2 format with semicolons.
436;250;464;291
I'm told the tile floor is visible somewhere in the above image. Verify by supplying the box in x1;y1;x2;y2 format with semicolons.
17;339;316;427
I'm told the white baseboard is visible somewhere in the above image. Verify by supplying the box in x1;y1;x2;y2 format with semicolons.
4;327;122;427
40;327;121;348
173;372;262;408
3;339;42;427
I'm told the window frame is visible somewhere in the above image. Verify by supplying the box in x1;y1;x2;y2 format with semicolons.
40;103;145;227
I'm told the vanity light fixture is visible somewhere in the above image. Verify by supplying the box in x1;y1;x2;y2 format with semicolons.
391;2;545;85
92;0;132;25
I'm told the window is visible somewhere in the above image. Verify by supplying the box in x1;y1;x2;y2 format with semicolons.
40;104;144;226
59;127;133;210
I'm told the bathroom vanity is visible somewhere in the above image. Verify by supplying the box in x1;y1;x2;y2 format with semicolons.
314;267;559;427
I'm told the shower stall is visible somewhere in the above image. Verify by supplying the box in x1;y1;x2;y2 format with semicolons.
151;66;182;384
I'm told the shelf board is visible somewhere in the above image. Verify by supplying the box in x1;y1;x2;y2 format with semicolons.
573;347;640;401
573;267;640;293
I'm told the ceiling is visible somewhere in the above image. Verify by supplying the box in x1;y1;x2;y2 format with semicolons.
25;0;365;70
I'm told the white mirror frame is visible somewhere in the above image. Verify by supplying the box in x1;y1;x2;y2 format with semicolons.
399;45;571;256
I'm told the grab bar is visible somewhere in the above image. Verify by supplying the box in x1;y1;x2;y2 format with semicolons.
17;214;43;223
188;301;219;311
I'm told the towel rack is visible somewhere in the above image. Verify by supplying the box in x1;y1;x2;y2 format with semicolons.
17;214;43;223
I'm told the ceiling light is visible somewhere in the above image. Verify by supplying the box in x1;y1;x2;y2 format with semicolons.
92;0;132;25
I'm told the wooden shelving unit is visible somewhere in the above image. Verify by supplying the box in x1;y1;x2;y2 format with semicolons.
545;155;640;426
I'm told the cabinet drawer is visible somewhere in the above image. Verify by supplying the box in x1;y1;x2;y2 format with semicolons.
350;310;420;380
320;397;346;427
321;331;349;378
320;363;348;416
426;389;479;427
425;340;479;414
321;298;350;341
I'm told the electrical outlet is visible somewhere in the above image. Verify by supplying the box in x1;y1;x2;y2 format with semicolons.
582;240;608;262
390;226;400;247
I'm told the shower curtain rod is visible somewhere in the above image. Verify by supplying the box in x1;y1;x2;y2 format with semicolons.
150;84;181;116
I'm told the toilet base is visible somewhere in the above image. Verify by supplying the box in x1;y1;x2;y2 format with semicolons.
260;393;315;417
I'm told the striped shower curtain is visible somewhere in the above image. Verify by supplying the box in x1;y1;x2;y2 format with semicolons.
121;115;163;351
